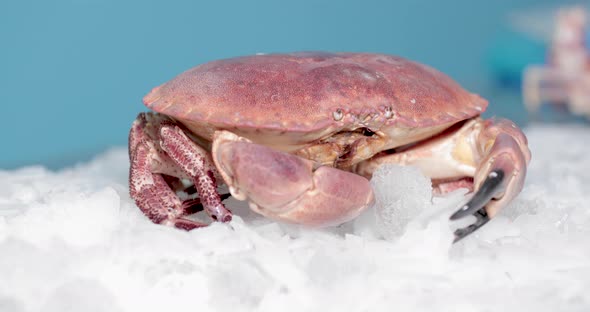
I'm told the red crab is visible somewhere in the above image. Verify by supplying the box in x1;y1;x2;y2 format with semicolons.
129;52;531;241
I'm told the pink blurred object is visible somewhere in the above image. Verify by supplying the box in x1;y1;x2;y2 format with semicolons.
523;6;590;119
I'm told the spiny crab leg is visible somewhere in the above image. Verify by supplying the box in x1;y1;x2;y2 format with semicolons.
129;112;232;229
129;140;208;230
180;193;233;215
158;123;232;222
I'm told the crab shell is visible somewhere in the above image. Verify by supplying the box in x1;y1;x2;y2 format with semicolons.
143;52;488;167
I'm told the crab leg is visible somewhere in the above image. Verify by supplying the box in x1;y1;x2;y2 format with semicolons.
129;113;232;229
211;131;375;227
355;117;531;241
158;124;232;223
129;115;205;229
130;142;207;230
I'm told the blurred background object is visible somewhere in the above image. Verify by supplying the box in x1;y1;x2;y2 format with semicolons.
522;5;590;121
0;0;579;169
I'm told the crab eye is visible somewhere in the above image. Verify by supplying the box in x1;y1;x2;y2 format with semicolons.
332;109;344;121
362;128;375;136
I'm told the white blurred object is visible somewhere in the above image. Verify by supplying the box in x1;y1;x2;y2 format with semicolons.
523;6;590;119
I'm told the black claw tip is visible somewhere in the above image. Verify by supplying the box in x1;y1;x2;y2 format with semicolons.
453;209;490;243
450;170;505;220
450;170;504;243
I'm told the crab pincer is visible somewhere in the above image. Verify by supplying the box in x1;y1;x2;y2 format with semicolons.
450;119;531;242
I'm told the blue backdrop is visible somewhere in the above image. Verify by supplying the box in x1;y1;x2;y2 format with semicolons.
0;0;560;169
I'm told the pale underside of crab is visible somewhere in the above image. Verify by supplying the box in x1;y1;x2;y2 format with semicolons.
129;52;531;241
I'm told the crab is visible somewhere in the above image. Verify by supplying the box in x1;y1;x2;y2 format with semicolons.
129;52;531;241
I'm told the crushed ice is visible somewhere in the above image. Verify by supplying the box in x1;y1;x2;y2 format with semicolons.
1;126;590;311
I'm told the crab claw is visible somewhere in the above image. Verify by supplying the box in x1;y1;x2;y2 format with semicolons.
450;170;502;242
450;170;504;221
211;131;375;227
450;119;531;242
